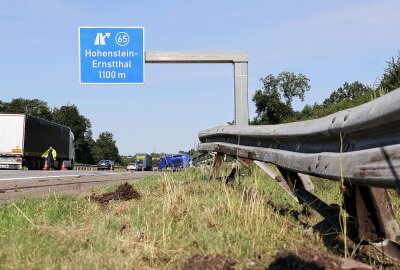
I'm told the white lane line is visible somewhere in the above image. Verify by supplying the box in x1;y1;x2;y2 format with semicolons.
0;174;97;181
0;172;128;182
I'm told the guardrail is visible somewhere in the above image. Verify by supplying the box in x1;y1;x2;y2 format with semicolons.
199;87;400;189
198;87;400;261
74;163;125;171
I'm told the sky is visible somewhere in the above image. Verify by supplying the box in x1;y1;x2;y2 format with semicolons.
1;0;400;155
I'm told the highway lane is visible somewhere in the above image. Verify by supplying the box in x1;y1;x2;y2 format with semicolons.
0;170;125;181
0;170;159;203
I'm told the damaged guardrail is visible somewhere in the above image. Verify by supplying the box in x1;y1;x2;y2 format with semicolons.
198;87;400;189
198;87;400;261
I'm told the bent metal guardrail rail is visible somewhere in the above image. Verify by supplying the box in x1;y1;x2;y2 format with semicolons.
198;87;400;261
199;87;400;188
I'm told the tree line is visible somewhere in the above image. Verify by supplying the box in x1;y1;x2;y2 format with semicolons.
0;102;120;164
252;51;400;124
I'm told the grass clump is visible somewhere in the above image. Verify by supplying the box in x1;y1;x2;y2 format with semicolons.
0;168;398;269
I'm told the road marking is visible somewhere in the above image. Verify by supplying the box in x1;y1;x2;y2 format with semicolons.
0;172;128;182
0;174;96;181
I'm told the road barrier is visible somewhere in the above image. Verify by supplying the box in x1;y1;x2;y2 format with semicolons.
74;163;124;171
198;87;400;261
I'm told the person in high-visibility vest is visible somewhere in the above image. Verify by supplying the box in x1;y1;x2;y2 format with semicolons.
42;146;57;170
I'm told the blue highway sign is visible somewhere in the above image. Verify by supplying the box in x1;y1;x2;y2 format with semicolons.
79;27;144;84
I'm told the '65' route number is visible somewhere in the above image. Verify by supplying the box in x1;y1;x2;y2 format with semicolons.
115;32;130;46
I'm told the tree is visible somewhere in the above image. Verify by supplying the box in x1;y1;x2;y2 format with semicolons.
0;101;6;111
0;98;53;120
52;104;94;164
322;81;372;106
92;132;120;163
380;51;400;92
252;72;311;124
179;148;196;156
291;81;373;122
120;155;134;167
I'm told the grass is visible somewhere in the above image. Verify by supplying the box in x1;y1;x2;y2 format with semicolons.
0;166;399;269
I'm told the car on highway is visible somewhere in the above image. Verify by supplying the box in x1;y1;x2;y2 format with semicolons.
97;160;114;171
126;163;137;171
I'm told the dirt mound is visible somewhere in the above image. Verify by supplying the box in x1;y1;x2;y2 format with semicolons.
90;182;141;204
182;254;236;270
267;250;373;270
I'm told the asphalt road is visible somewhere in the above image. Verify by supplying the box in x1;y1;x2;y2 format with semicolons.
0;170;159;203
0;170;125;182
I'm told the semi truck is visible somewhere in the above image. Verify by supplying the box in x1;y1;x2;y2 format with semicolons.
0;113;75;170
158;154;191;171
133;153;152;171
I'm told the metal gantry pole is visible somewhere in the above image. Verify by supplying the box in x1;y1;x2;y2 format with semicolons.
234;62;249;126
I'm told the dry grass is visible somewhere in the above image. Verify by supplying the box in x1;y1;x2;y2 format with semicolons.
0;167;399;269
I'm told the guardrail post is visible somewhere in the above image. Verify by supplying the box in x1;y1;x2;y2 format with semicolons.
254;161;299;202
277;167;312;193
274;167;400;260
225;157;253;184
209;152;223;180
343;184;400;261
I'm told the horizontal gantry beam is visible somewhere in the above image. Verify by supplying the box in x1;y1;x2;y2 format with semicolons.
145;51;248;63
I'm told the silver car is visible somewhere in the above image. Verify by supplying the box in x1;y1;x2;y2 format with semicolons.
126;163;137;171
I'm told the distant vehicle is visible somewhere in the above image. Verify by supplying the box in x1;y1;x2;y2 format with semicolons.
158;154;191;171
126;163;137;171
97;160;114;171
0;113;75;170
133;153;152;171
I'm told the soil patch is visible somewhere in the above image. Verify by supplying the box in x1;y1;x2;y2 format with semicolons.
182;254;236;270
90;182;141;204
267;250;373;270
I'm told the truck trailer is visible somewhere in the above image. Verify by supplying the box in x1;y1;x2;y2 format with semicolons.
133;153;152;171
0;114;75;170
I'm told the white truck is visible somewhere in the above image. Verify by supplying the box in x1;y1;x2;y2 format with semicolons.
0;114;75;170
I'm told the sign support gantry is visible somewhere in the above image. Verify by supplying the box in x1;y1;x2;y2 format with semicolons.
145;51;249;126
